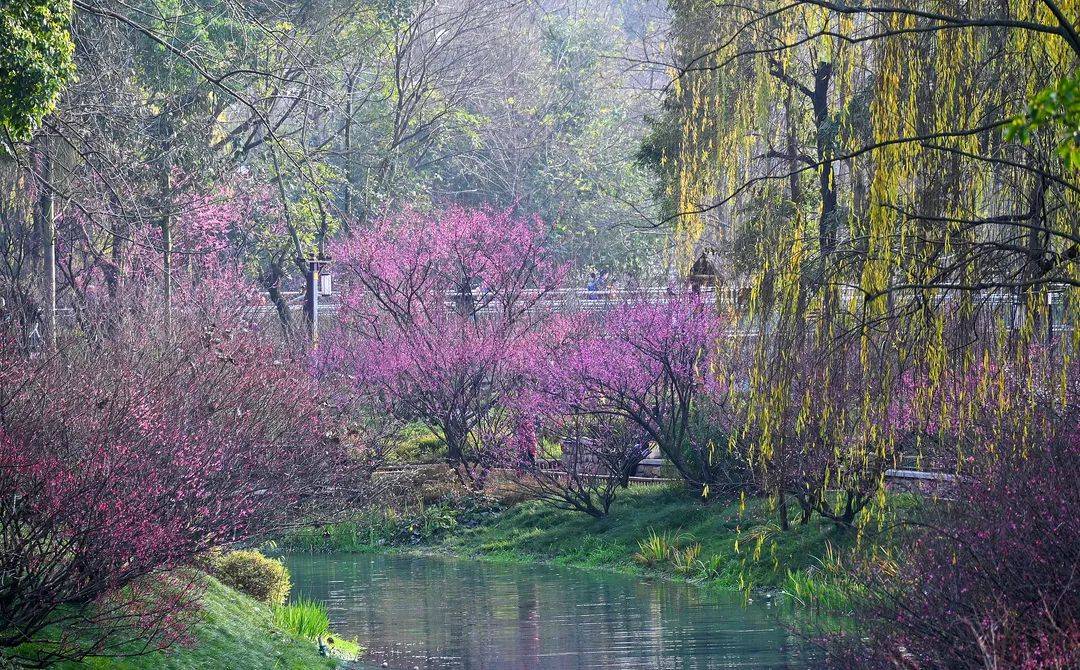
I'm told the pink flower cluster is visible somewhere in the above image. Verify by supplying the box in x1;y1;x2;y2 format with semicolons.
325;205;729;487
0;308;352;663
325;206;561;477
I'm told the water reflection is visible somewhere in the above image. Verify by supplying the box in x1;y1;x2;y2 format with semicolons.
284;553;815;670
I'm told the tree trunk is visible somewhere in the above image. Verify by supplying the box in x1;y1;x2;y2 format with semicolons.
778;491;790;531
34;135;57;351
812;61;836;256
1027;176;1049;340
159;116;173;330
262;260;294;338
784;91;802;207
106;198;125;300
342;72;357;234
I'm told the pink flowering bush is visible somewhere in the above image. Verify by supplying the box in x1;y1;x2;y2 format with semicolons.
0;303;356;664
538;293;742;492
830;358;1080;669
832;432;1080;669
325;206;561;484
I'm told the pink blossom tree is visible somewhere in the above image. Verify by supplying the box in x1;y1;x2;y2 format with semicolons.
325;206;562;484
540;293;742;493
508;410;651;518
503;322;651;516
0;299;363;665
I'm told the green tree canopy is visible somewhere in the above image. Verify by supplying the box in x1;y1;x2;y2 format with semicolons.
0;0;74;143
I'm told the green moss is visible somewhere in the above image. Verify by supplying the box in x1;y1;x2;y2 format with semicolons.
364;484;861;593
52;576;339;670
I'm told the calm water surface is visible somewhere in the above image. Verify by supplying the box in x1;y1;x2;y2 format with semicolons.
284;553;818;670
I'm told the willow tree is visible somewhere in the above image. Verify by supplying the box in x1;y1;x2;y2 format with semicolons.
647;0;1080;527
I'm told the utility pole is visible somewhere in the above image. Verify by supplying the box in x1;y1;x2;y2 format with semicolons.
300;256;331;346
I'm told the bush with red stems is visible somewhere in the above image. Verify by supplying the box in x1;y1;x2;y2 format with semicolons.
0;310;357;665
831;410;1080;669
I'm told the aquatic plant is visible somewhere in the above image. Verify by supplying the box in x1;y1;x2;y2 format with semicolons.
671;543;703;575
632;529;682;568
695;554;727;580
273;598;331;640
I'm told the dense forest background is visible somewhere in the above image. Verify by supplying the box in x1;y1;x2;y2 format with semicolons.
1;0;671;345
4;0;1077;500
8;0;1076;346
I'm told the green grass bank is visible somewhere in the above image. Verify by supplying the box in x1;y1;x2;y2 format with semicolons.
279;484;881;610
49;576;340;670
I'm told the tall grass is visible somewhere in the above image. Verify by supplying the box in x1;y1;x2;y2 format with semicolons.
632;528;683;567
273;598;330;639
781;542;854;612
671;542;702;575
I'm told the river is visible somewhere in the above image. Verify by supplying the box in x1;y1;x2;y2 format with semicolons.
285;553;820;669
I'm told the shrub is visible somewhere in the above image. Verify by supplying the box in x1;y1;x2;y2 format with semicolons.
371;463;470;509
0;315;360;665
213;550;292;606
398;505;458;544
537;294;735;492
273;598;330;639
326;206;563;486
832;436;1080;669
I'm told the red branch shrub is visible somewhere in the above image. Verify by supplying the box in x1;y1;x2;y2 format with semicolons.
0;311;355;665
832;423;1080;669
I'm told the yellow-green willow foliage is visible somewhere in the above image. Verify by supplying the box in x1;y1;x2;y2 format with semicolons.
656;0;1080;528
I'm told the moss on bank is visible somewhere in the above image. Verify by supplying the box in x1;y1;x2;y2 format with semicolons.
279;484;883;604
433;486;859;593
51;576;340;670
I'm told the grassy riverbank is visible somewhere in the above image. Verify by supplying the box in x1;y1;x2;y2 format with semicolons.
439;487;851;592
49;576;340;670
280;484;891;610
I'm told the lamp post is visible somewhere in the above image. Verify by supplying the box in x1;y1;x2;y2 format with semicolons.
299;255;332;346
